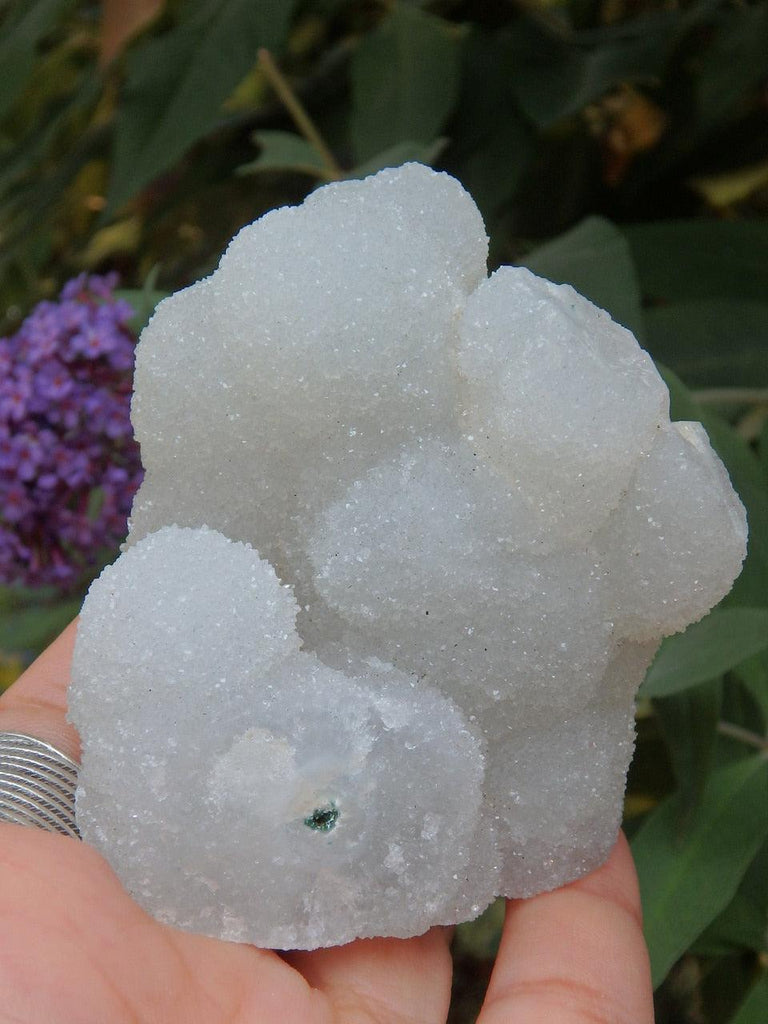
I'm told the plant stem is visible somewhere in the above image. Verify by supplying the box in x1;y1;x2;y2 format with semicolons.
717;720;768;752
257;48;343;181
694;387;768;406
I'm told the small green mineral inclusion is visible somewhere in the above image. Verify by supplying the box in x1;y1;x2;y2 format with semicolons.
304;801;339;833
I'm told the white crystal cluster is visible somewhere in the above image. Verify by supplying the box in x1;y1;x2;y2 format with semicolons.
68;164;747;949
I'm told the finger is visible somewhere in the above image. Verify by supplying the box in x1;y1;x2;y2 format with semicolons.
0;621;80;760
284;926;454;1024
478;833;654;1024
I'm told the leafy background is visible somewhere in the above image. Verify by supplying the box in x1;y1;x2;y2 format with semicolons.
1;0;767;1020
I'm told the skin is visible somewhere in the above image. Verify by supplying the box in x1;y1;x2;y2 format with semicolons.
0;622;655;1023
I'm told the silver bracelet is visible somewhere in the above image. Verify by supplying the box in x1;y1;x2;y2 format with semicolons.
0;732;80;838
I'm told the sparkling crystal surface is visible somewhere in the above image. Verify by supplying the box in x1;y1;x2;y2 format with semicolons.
68;164;747;949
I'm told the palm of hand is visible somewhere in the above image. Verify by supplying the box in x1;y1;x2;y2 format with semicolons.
1;825;451;1023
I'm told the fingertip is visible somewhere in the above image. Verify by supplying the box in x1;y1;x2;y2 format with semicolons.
478;834;654;1024
570;831;645;929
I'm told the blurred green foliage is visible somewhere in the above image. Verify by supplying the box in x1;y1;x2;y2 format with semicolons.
1;1;767;1021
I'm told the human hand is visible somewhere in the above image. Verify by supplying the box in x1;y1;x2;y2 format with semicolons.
0;623;654;1023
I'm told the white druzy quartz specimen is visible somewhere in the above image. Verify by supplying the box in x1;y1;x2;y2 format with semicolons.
68;163;747;949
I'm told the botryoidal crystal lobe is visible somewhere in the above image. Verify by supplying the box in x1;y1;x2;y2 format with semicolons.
68;163;747;949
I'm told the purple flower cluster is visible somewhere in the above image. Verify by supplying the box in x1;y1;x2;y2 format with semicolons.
0;273;143;588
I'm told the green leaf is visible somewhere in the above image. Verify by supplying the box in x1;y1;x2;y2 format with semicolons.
451;118;531;226
108;0;297;211
350;3;462;164
660;367;768;585
0;73;106;276
0;0;73;122
729;971;768;1024
695;2;768;133
0;583;63;612
521;216;644;337
114;279;167;336
0;67;103;267
504;12;677;127
0;599;81;654
624;221;768;306
736;653;768;726
237;131;327;179
642;609;768;698
115;264;166;335
727;552;768;613
660;363;704;421
238;134;448;185
644;300;768;389
0;84;86;200
696;839;768;955
653;678;722;828
632;756;768;987
348;138;447;179
705;414;768;579
446;29;534;221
